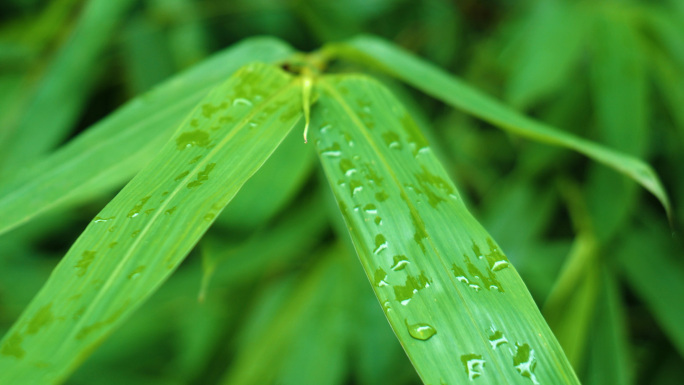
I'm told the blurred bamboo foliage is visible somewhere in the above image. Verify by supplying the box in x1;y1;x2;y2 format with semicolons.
0;0;682;384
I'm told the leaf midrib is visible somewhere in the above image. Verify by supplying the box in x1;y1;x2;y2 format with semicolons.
318;78;508;379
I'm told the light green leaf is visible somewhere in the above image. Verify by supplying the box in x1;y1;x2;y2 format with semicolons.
0;62;303;384
216;126;315;230
311;75;579;384
326;35;672;219
0;37;294;237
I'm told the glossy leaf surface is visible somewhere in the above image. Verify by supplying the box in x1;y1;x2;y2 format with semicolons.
0;37;294;236
0;63;302;384
312;74;580;384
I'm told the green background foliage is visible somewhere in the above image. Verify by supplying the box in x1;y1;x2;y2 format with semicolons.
0;0;682;384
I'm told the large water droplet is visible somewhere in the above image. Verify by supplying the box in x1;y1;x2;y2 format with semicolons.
513;343;539;384
461;354;486;380
407;322;436;341
373;268;389;287
373;234;388;254
363;204;378;214
391;255;410;271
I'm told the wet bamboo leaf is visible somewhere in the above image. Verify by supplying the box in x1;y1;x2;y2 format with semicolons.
0;37;294;237
0;62;303;384
311;75;579;384
326;35;671;219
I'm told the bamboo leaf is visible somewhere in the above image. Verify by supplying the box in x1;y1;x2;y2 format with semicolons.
221;246;350;385
585;268;632;385
311;75;579;384
326;35;672;219
216;126;315;229
618;220;684;358
0;62;303;384
586;14;648;241
503;0;587;109
0;0;137;176
0;37;294;237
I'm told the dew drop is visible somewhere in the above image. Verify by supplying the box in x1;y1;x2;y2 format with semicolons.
373;234;388;255
93;216;115;223
492;260;510;272
391;255;410;271
127;266;146;280
176;130;210;150
461;354;486;380
488;329;508;349
363;204;377;214
128;196;151;218
513;343;539;384
187;163;216;188
75;251;96;277
373;268;389;287
321;143;342;157
407;322;437;341
233;98;252;107
375;191;389;202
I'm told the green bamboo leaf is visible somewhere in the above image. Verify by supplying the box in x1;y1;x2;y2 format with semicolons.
0;0;137;176
618;220;684;358
0;62;303;384
586;14;648;241
0;37;294;237
221;246;351;385
503;0;587;109
311;75;579;384
216;126;315;230
585;268;632;385
326;35;672;219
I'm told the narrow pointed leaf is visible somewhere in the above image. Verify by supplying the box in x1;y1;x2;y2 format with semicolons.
327;35;671;219
0;37;294;236
0;63;303;384
0;0;137;175
311;75;579;384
